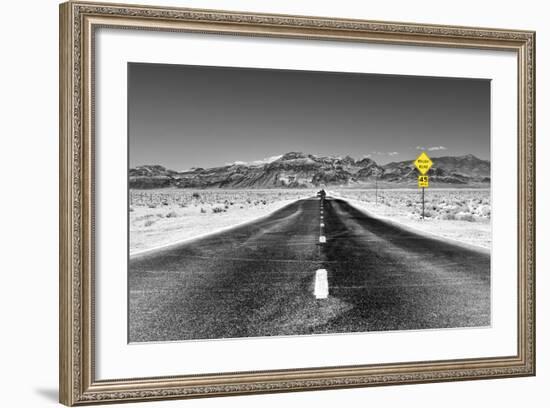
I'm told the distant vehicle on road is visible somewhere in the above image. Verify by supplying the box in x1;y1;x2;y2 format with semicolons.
317;189;326;199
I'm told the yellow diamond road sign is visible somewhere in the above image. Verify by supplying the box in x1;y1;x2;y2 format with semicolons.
414;152;433;175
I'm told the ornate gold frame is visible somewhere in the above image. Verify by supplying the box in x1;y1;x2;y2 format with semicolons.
59;1;536;405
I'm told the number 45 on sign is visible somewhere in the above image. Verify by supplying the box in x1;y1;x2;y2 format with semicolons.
418;175;429;188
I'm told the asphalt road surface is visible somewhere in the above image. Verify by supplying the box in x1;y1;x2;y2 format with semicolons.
129;197;490;342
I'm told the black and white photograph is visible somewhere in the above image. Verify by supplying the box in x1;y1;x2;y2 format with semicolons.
128;62;491;343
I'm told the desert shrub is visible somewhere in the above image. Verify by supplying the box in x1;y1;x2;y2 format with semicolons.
192;192;200;199
200;207;207;214
456;212;476;222
212;206;225;213
166;211;178;218
441;212;456;220
144;219;156;227
422;209;434;218
147;203;157;209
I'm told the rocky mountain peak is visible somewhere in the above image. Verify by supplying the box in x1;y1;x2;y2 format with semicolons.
279;152;309;161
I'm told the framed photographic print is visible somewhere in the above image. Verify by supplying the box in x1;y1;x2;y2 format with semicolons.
59;1;536;405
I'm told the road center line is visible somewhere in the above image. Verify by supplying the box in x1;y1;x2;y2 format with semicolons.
314;269;329;299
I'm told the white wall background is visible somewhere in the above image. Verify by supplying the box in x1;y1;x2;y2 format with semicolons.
0;0;546;407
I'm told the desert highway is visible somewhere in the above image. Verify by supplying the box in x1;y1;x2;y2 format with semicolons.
129;197;490;342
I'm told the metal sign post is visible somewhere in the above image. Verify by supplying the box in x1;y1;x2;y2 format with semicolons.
422;187;425;219
375;174;378;206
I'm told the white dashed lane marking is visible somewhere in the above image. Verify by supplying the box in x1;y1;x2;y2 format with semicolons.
315;198;328;298
314;269;329;299
319;201;326;243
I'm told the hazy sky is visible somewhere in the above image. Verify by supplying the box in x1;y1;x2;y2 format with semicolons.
128;63;490;170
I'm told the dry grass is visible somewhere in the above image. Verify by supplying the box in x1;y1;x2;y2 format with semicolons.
130;189;308;213
335;189;490;222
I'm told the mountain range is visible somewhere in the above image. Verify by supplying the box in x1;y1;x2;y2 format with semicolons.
129;152;490;189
